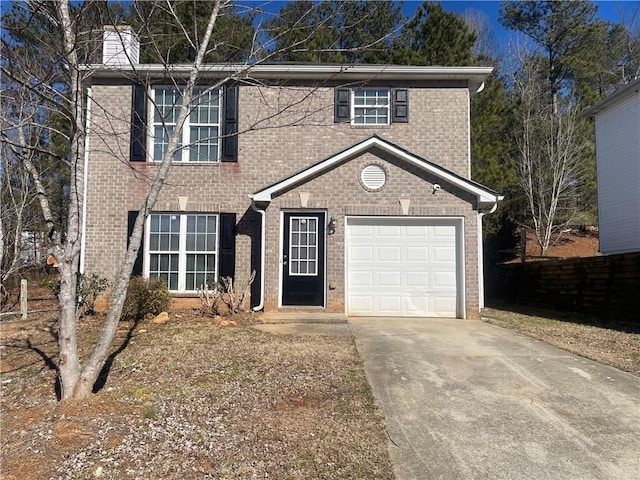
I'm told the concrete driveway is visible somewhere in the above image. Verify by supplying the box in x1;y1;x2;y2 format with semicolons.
349;317;640;480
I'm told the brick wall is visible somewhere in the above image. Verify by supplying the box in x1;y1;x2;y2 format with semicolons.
84;81;480;317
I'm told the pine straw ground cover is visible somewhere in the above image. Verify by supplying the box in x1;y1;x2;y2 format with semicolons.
0;313;394;480
482;307;640;376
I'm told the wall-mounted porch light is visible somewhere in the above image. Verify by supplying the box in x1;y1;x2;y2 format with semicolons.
328;215;337;235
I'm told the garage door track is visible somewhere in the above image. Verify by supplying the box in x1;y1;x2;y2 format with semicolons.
349;317;640;480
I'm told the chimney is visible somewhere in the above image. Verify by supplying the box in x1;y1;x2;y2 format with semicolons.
103;25;139;65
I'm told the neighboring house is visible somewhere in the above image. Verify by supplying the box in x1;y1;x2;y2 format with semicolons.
80;29;502;319
584;79;640;255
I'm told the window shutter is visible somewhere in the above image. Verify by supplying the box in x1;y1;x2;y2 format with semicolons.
127;211;144;276
218;213;236;280
334;88;351;123
392;88;409;123
130;84;147;162
221;85;239;162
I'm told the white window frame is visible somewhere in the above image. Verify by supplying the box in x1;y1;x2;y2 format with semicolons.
150;86;222;163
351;88;391;126
144;213;219;293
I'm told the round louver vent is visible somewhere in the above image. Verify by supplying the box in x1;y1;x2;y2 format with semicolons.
360;164;386;190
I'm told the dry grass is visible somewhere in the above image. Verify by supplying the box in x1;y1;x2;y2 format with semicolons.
0;312;394;480
482;307;640;375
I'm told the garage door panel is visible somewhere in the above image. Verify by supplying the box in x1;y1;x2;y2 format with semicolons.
433;271;456;289
378;246;402;261
406;271;429;288
349;245;374;262
405;246;429;261
350;271;374;287
378;271;402;287
347;218;460;317
378;296;403;313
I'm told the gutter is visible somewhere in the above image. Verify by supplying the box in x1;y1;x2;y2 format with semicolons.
250;199;266;312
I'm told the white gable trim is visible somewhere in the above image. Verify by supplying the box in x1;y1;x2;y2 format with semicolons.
250;136;503;208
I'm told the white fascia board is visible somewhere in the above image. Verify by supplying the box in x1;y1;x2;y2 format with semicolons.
251;136;502;206
83;63;492;89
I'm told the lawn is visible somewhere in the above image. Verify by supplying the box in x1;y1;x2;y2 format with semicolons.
0;313;394;480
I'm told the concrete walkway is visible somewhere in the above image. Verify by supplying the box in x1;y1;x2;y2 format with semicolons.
349;317;640;480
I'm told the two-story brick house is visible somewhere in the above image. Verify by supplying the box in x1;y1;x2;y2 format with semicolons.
81;29;502;319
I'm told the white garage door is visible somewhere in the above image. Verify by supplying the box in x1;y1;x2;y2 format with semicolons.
346;217;460;317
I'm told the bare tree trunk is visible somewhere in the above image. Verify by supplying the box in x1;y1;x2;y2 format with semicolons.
71;0;224;399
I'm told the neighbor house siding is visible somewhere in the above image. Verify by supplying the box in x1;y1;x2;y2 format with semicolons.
595;92;640;254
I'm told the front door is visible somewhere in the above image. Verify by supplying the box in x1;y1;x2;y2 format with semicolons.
282;212;325;306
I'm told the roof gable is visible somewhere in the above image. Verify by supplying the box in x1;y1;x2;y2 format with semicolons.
250;135;503;208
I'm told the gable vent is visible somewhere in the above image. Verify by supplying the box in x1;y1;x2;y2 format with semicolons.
361;164;387;190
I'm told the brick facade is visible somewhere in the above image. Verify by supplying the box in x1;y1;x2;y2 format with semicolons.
84;74;494;318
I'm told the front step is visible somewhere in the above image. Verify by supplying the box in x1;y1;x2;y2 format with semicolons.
258;311;347;324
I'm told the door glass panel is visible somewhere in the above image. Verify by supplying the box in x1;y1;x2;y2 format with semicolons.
289;216;319;276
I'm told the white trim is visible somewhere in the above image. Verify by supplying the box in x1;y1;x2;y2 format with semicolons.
85;64;493;92
252;136;503;208
344;216;465;318
80;88;92;274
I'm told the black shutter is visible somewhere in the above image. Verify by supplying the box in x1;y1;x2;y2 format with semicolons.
334;88;351;123
130;84;147;162
127;211;144;276
392;88;409;123
218;213;236;280
221;85;238;162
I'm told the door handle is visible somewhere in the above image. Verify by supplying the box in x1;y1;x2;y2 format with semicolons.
283;254;288;266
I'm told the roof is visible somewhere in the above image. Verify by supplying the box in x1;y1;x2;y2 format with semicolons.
250;135;503;208
582;78;640;117
83;63;493;93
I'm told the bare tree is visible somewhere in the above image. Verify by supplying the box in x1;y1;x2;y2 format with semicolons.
509;48;587;256
2;0;397;400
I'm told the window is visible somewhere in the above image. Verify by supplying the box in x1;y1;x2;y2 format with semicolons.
334;87;407;124
352;88;390;125
289;216;318;276
147;213;218;292
152;87;221;162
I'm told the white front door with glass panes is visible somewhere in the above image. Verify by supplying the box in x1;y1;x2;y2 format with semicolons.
146;213;218;292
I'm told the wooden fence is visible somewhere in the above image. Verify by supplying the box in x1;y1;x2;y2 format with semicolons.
488;252;640;324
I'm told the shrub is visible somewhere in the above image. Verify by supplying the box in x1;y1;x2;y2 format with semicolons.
122;276;172;321
41;273;109;316
78;273;109;315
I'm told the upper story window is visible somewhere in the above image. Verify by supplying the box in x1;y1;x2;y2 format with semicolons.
352;88;390;125
152;86;221;162
335;87;408;125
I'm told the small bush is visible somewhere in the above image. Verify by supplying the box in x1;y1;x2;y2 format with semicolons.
122;276;172;321
41;273;109;316
78;273;109;315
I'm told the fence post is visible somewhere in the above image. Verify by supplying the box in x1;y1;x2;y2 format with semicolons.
20;279;27;320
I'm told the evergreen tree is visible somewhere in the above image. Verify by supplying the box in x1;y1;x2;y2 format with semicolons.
265;1;402;63
394;2;476;66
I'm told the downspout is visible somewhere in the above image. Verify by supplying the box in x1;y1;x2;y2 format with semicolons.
478;201;499;309
79;87;92;274
250;199;266;311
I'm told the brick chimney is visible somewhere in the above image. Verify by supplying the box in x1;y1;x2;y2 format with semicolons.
103;25;139;65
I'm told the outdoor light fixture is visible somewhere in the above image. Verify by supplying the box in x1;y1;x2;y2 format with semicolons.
328;215;337;235
432;183;441;194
